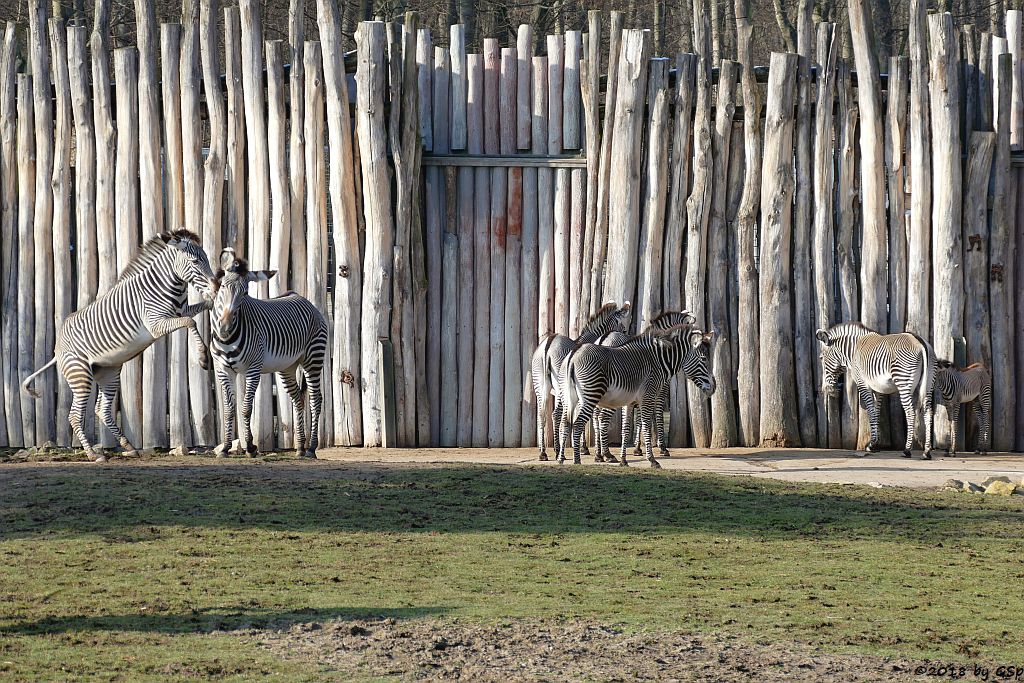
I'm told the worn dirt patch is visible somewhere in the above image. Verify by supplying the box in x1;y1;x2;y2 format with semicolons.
249;618;925;682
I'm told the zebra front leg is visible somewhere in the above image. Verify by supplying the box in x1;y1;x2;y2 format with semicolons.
214;366;237;457
656;388;670;457
305;363;324;457
146;316;210;370
279;369;309;457
640;403;660;469
922;388;935;459
620;405;633;465
239;367;263;456
94;366;136;458
857;386;881;454
946;403;960;457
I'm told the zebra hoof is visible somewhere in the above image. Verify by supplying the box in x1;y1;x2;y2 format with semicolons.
659;448;671;458
573;457;582;465
865;442;880;454
299;450;317;459
921;451;932;460
902;449;912;458
593;453;605;463
214;443;230;458
619;458;629;467
123;449;138;458
632;448;643;457
649;458;661;469
92;452;107;463
581;446;591;456
538;452;549;461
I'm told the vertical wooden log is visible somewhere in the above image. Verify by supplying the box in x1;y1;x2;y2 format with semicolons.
457;117;476;446
417;29;432;153
962;131;995;375
708;60;738;448
440;231;459;446
726;121;745;375
887;56;910;448
161;23;190;449
963;26;979;140
547;35;569;338
758;52;800;448
1008;11;1023;148
224;6;246;254
907;0;931;341
16;75;36;445
469;52;490;447
604;29;650;323
68;26;96;310
30;0;56;445
517;24;533;151
588;11;624;317
423;39;443;446
930;13;963;453
319;0;362;447
563;30;582;150
637;62;670;330
990;53;1016;452
980;32;994;134
288;0;305;294
564;39;584;338
836;60;860;449
92;0;117;297
450;24;467;151
518;25;537;446
734;0;761;444
792;0;815;448
686;7;712;447
483;38;504;446
114;47;142;449
356;24;393;447
182;0;215;447
501;47;523;446
0;25;20;445
577;10;600;327
49;17;74;447
665;52;696;447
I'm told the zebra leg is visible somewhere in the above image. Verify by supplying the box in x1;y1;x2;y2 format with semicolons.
857;386;880;453
305;362;323;457
60;356;101;460
632;405;644;457
279;369;309;457
976;386;992;454
590;414;604;461
552;399;566;463
571;404;595;465
536;393;548;461
947;403;960;456
656;391;670;457
899;388;917;458
640;403;660;469
922;385;935;459
620;406;633;465
240;367;263;456
596;409;612;462
214;366;237;457
93;366;136;458
146;316;210;371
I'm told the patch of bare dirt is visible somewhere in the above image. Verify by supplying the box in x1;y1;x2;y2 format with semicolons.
248;617;926;682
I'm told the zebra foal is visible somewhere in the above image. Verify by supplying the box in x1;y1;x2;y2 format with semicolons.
21;230;218;461
560;324;715;467
934;360;992;455
210;250;328;458
816;322;935;459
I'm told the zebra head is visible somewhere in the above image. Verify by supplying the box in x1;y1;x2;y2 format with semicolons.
580;301;632;339
645;309;696;332
815;327;847;397
653;324;716;396
212;249;277;330
161;229;217;302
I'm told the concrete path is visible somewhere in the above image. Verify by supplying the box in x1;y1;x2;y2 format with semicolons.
317;447;1024;489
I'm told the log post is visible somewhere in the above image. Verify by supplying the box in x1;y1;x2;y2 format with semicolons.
356;23;394;447
637;64;670;332
68;26;96;310
288;0;305;295
1008;11;1023;147
547;35;568;338
812;23;839;448
440;231;459;447
224;6;246;254
417;29;432;153
424;36;443;445
664;52;696;447
457;58;477;446
16;75;36;445
563;30;582;150
50;17;74;447
836;59;860;449
502;47;523;446
469;51;490;447
930;13;963;453
517;23;534;151
450;24;467;151
708;60;738;448
518;25;537;446
114;47;142;449
907;0;931;339
962;131;995;379
564;33;583;337
92;0;117;297
577;11;600;327
990;53;1016;452
758;52;800;448
979;32;994;133
30;0;56;445
886;56;910;448
0;25;20;445
485;38;506;446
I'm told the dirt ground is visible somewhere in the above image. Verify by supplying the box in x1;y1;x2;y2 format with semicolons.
250;617;929;682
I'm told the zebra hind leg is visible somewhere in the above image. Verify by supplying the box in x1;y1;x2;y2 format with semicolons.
305;361;324;458
591;414;604;462
947;403;960;456
62;357;101;460
280;368;310;457
596;409;612;462
857;386;881;454
552;399;566;463
571;404;595;465
536;393;548;461
94;366;136;459
620;406;633;465
898;388;917;458
640;404;660;469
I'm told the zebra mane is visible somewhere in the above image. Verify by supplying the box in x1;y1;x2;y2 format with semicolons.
578;302;620;337
115;229;202;284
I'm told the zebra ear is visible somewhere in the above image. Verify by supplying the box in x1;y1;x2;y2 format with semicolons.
619;301;631;312
815;329;830;344
219;248;236;270
688;330;705;348
158;231;174;244
702;331;714;344
680;310;696;325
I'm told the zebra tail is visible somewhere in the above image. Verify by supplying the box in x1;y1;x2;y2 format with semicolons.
564;364;580;427
522;367;534;404
21;357;58;399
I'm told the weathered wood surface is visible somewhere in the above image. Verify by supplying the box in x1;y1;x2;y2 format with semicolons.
68;26;96;310
136;0;164;238
565;39;585;338
563;30;582;150
469;52;491;447
0;25;20;445
886;55;910;448
16;76;35;444
836;59;860;450
517;24;533;151
576;11;600;329
503;47;523;447
450;24;467;151
962;132;995;386
547;35;568;336
758;52;800;448
930;13;963;452
417;29;432;152
907;0;931;339
424;40;445;446
288;0;305;293
518;26;538;446
486;38;506;446
637;65;670;331
92;0;117;297
1008;10;1023;147
224;5;245;254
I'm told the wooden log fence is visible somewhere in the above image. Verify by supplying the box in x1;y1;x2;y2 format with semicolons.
1;6;1024;455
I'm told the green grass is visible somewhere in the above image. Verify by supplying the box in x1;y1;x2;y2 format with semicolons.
1;458;1022;680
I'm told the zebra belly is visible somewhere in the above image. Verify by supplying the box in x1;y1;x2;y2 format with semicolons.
89;328;156;366
596;383;643;409
862;375;899;395
261;351;302;375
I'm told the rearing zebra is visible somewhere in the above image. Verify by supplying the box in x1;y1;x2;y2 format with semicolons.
561;324;715;467
526;301;632;461
210;250;328;458
933;360;991;455
21;229;217;461
816;322;935;459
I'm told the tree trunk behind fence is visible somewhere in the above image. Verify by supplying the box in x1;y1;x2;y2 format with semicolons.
930;13;963;453
990;53;1016;452
0;26;20;446
758;52;800;448
886;56;910;449
16;75;35;445
30;0;56;445
708;60;738;448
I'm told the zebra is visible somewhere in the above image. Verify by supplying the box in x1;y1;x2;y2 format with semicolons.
21;229;218;461
526;301;632;461
933;360;991;455
210;249;328;459
582;310;697;462
560;324;715;468
815;322;935;459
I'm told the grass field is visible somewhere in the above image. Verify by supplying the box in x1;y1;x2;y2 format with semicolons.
1;456;1022;680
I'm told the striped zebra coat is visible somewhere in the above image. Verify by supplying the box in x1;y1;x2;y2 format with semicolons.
934;360;992;455
210;251;329;458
